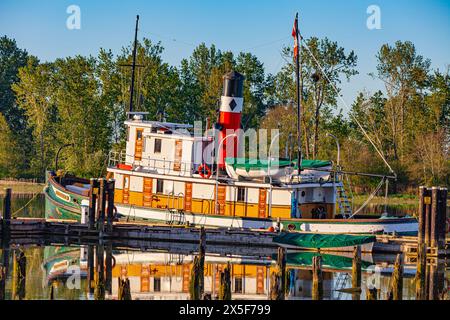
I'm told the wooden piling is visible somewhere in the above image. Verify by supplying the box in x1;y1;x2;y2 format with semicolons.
199;227;206;296
189;256;201;300
388;253;403;300
269;268;281;300
1;188;12;245
430;187;439;248
218;262;231;300
424;188;432;247
12;249;26;300
96;179;106;233
366;287;377;300
415;242;426;300
312;255;323;300
351;246;362;300
352;246;361;289
94;245;105;300
88;179;98;231
50;283;54;300
105;244;113;294
438;188;447;250
277;247;286;300
87;245;95;295
118;277;132;300
106;179;115;233
0;249;8;301
418;186;426;246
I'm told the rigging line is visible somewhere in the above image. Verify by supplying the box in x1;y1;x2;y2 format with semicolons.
299;35;396;177
147;32;197;47
348;177;385;218
242;36;291;51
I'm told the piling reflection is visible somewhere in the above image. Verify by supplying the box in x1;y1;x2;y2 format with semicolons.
0;244;447;300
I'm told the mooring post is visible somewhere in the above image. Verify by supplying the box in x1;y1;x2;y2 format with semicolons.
366;287;377;300
312;255;323;300
418;186;426;245
438;187;447;251
415;242;427;300
1;188;12;245
430;187;439;249
352;246;362;288
277;247;286;300
0;248;10;300
106;179;115;233
189;256;201;300
424;187;432;247
351;246;362;300
199;227;206;296
87;244;95;295
218;262;231;300
94;245;105;300
105;244;113;295
88;179;98;231
118;277;132;300
388;253;403;300
12;249;26;300
96;179;107;233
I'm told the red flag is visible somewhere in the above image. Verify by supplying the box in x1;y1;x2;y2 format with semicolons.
292;14;299;59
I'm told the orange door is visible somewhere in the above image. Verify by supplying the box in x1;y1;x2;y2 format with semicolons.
173;140;182;171
256;266;265;294
134;128;144;161
258;188;267;218
143;178;153;207
184;182;192;212
216;185;226;215
122;175;130;204
140;265;150;292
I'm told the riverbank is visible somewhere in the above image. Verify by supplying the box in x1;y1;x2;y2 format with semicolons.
0;179;44;194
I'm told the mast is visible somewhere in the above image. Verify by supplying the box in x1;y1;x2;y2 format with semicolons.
129;15;140;114
294;13;302;173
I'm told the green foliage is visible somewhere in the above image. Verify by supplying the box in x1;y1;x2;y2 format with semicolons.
0;35;447;190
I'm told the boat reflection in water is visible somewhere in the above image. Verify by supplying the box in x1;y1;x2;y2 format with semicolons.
41;244;447;300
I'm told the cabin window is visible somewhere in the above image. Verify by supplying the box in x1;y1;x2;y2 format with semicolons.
234;277;243;293
142;137;147;152
153;278;161;292
237;187;246;202
156;179;164;193
154;138;162;153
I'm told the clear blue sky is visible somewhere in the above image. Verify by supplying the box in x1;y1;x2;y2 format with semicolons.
1;0;449;112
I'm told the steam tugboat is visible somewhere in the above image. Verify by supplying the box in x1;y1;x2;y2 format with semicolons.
44;17;418;237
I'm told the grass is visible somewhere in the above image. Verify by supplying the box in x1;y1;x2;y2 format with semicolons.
352;194;418;206
0;181;44;194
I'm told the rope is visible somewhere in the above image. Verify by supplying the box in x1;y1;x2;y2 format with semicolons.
10;191;42;217
348;177;385;218
299;36;396;177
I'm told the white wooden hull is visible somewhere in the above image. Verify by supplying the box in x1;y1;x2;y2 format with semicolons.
115;204;418;236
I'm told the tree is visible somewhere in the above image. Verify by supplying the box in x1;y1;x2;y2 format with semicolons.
12;58;57;177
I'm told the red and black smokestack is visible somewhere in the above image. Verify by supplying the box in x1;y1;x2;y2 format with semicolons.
216;71;245;169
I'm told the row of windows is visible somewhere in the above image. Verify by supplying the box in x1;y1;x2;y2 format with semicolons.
153;179;246;201
151;277;243;293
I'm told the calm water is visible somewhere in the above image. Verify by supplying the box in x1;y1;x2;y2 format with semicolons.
0;194;448;300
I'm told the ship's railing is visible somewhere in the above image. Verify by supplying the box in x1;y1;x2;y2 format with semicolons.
107;150;196;177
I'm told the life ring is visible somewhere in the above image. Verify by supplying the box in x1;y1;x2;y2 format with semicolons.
198;164;212;179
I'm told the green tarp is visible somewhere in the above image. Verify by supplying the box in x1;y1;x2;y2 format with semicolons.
273;232;376;249
225;157;331;172
281;252;374;270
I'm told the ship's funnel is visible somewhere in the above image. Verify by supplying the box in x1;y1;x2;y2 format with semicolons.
217;71;245;169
